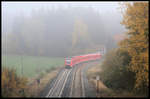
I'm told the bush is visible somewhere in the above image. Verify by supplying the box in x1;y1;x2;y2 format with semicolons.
100;48;135;91
39;71;46;79
45;68;51;73
45;66;56;73
2;67;28;97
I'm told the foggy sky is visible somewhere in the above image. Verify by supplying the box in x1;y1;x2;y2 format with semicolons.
2;2;121;15
2;2;125;35
2;2;123;19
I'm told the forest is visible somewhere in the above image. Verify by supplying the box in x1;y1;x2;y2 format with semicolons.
2;5;125;57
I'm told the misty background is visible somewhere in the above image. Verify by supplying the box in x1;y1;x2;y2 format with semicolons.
2;2;126;57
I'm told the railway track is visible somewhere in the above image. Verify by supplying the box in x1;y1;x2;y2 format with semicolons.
69;64;85;97
46;69;72;97
45;62;98;97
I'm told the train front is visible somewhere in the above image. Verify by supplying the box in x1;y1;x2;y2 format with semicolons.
65;57;72;69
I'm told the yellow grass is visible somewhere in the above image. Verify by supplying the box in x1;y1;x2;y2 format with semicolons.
26;67;62;97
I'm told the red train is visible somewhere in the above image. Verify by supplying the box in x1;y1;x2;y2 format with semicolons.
65;52;101;69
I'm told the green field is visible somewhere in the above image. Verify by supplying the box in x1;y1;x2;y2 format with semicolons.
2;55;64;78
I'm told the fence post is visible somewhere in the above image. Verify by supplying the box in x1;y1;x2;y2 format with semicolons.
96;76;100;97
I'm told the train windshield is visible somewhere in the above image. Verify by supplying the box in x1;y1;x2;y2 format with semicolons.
66;58;71;64
66;60;71;64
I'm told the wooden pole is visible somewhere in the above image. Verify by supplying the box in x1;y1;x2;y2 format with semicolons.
96;76;99;97
21;55;23;76
97;80;98;97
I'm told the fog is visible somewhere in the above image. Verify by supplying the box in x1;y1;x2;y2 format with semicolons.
2;2;126;57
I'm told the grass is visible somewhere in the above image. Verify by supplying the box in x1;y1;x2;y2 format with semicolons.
2;54;64;78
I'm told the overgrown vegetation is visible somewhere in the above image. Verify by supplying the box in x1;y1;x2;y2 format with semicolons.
100;49;135;91
100;2;148;96
2;67;28;97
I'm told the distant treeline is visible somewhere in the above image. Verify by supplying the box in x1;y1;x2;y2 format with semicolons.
2;7;125;57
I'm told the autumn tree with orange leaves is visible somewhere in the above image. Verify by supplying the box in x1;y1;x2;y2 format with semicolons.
120;2;149;92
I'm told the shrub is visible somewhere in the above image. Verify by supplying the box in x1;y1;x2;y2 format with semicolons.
46;66;57;73
39;71;46;79
2;67;28;97
100;48;135;91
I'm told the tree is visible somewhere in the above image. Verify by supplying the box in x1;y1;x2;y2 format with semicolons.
120;2;149;91
71;17;93;55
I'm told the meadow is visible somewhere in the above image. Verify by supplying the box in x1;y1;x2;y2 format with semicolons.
2;55;64;78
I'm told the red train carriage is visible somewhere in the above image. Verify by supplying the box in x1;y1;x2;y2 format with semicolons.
65;52;101;69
